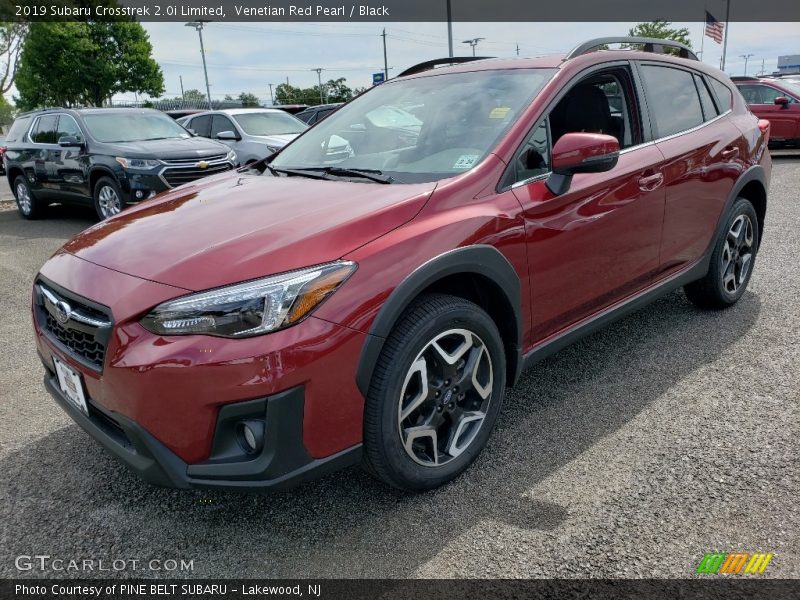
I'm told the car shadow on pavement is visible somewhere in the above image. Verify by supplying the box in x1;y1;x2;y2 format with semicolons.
0;288;761;578
0;204;97;240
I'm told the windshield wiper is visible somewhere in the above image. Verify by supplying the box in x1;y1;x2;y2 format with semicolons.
267;166;329;180
302;167;394;184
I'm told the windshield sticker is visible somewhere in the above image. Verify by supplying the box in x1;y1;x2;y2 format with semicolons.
453;155;479;170
489;107;512;119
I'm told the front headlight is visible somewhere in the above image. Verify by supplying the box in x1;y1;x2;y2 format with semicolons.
140;261;356;338
115;157;161;170
226;149;237;163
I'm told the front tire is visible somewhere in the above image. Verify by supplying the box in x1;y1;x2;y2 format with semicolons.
363;294;506;491
684;198;759;309
93;176;126;220
14;175;44;220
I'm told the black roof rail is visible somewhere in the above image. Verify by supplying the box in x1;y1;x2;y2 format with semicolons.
565;37;698;61
730;75;761;81
397;56;495;78
17;106;67;117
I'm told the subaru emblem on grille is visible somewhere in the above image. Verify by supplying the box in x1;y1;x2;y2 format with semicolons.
196;160;209;170
54;300;72;325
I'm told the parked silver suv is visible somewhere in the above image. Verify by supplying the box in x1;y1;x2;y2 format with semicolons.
180;108;308;165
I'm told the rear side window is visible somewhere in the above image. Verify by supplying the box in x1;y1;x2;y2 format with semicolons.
189;115;211;137
694;75;719;121
709;77;733;111
5;116;31;143
30;115;59;144
641;65;704;138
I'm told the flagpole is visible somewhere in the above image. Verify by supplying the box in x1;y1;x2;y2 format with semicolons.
721;0;731;71
699;19;705;61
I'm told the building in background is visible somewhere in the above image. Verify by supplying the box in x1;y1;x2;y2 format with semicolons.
777;54;800;75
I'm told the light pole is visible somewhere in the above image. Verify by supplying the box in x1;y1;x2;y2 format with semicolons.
462;38;485;57
268;83;276;105
185;21;212;110
446;0;453;58
312;68;325;104
740;53;754;76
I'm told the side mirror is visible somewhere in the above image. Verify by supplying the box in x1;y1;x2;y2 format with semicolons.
774;96;790;108
546;132;620;195
58;136;83;148
216;130;241;141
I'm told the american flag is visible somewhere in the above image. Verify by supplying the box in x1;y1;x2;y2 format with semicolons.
705;11;725;44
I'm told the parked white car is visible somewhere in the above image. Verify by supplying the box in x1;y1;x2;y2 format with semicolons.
180;108;308;165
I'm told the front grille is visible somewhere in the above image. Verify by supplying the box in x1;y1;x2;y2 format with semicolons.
162;153;228;166
161;162;233;187
36;282;113;371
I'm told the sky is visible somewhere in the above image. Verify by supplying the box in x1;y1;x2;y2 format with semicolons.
4;21;799;104
133;21;799;104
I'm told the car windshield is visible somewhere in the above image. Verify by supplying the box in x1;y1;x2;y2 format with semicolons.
271;68;555;183
234;112;308;136
779;80;800;97
82;112;192;143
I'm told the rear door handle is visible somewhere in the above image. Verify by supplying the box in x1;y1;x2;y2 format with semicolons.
721;147;740;160
638;172;664;191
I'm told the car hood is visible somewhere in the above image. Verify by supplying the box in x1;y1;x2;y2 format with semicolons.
104;136;231;159
252;133;300;147
62;171;436;291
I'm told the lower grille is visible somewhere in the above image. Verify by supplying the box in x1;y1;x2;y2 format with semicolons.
35;282;113;371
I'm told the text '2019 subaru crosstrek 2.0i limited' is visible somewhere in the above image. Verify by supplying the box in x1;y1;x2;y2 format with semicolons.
32;38;771;492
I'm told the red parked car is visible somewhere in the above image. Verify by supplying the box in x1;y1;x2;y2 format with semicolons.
32;37;771;492
734;76;800;146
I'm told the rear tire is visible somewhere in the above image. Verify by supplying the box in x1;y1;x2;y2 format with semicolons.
14;175;44;220
363;294;506;491
684;198;759;309
93;176;126;220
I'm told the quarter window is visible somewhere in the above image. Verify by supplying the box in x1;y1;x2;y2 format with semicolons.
694;75;719;121
5;116;31;143
709;78;733;111
641;66;704;138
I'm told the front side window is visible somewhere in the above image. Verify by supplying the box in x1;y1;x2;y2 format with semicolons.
30;115;59;144
82;112;191;143
232;112;307;136
210;115;236;138
272;68;555;183
641;65;704;138
56;115;84;142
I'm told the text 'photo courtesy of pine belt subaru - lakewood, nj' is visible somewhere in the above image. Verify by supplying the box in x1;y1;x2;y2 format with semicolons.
4;108;236;220
31;37;771;493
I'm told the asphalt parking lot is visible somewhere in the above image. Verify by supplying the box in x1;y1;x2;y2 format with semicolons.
0;155;798;579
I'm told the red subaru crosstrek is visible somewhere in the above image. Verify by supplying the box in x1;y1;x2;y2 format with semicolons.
32;37;771;492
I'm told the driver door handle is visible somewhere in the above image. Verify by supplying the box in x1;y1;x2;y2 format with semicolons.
638;172;664;192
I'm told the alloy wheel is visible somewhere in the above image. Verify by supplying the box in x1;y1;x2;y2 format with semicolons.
397;328;494;467
16;182;31;215
98;185;122;218
721;214;754;294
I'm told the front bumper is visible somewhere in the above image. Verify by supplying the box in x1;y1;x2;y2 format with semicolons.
42;368;361;491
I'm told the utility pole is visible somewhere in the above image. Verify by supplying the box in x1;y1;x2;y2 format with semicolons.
740;53;754;76
720;0;731;71
462;38;485;56
268;83;275;105
312;68;325;104
759;58;765;76
446;0;453;58
381;28;389;80
185;21;212;109
516;43;520;56
179;75;185;100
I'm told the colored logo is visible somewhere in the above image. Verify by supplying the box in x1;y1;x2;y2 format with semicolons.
696;552;774;574
196;160;209;170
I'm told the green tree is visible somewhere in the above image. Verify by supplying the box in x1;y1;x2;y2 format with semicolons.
0;23;28;95
181;89;207;103
0;95;14;127
239;92;260;107
15;21;164;109
627;20;692;48
323;78;353;103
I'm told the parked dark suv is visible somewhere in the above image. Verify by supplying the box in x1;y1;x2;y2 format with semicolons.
33;38;771;493
5;107;236;220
